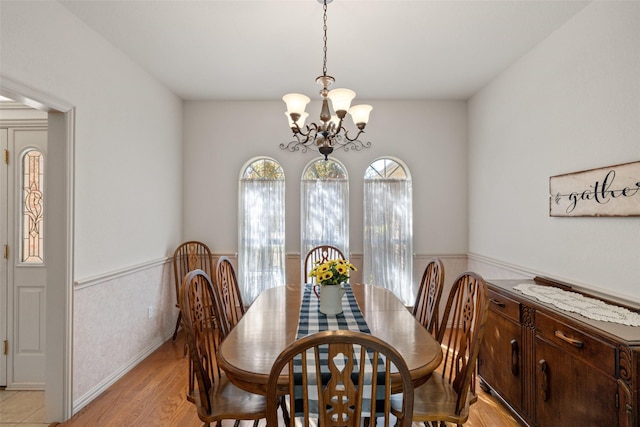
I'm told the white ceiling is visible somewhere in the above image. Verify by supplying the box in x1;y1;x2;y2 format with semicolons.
57;0;590;101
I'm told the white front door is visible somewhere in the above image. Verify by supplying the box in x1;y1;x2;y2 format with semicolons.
2;124;47;389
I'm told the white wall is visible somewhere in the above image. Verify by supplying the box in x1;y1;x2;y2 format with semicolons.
0;0;183;278
1;1;183;419
468;1;640;303
183;100;468;257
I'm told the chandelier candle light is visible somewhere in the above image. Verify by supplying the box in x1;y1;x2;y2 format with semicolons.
280;0;372;161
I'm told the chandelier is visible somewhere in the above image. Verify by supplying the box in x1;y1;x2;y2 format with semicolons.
280;0;372;161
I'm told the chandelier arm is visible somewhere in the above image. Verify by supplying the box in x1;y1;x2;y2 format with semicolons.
296;130;313;145
292;121;321;139
334;117;345;136
341;128;365;142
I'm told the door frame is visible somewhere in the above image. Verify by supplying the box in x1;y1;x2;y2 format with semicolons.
0;76;74;422
0;127;6;387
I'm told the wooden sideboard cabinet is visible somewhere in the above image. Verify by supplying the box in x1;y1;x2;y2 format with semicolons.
478;278;640;427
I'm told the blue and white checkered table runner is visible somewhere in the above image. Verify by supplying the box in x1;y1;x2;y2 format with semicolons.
296;283;371;338
292;284;389;418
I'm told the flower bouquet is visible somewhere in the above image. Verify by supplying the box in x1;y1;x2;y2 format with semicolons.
309;258;357;286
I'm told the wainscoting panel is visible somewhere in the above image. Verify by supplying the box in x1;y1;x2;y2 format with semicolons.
72;258;174;413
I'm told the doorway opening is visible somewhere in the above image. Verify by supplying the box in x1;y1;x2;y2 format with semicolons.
0;77;74;423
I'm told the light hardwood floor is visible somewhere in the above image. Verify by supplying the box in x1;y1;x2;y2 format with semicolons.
52;332;522;427
0;389;48;427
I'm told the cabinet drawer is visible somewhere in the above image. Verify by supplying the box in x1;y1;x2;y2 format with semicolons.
535;311;616;375
487;289;520;322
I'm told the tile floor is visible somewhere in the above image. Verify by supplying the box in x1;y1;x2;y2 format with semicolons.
0;389;49;427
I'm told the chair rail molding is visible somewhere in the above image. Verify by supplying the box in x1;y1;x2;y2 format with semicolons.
74;257;170;290
467;252;640;307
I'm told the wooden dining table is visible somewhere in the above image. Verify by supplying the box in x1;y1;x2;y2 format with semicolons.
216;283;443;396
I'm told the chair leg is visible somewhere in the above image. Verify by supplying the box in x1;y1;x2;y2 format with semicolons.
172;311;182;341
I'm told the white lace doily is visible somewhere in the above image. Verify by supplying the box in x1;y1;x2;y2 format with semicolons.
513;283;640;327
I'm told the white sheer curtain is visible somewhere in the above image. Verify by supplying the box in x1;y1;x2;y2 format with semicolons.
239;177;286;304
363;178;413;305
301;179;349;265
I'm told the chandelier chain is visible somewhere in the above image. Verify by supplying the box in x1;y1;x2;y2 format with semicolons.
322;0;328;77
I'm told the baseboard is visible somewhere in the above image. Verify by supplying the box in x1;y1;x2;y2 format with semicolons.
4;382;45;391
72;332;173;414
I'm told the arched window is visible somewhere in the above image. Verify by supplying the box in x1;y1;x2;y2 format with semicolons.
22;149;44;264
363;157;413;304
300;158;349;272
238;157;286;303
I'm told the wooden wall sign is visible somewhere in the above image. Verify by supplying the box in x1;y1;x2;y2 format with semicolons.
549;160;640;217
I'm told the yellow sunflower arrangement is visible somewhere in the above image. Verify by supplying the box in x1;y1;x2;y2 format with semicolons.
308;258;357;286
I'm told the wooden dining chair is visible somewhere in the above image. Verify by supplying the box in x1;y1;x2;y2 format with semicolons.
172;241;215;341
210;261;289;424
392;271;489;427
180;269;267;427
412;257;445;338
173;241;216;403
265;329;414;427
303;244;346;283
214;256;246;339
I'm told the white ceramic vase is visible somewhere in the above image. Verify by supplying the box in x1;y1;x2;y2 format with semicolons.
319;283;346;315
